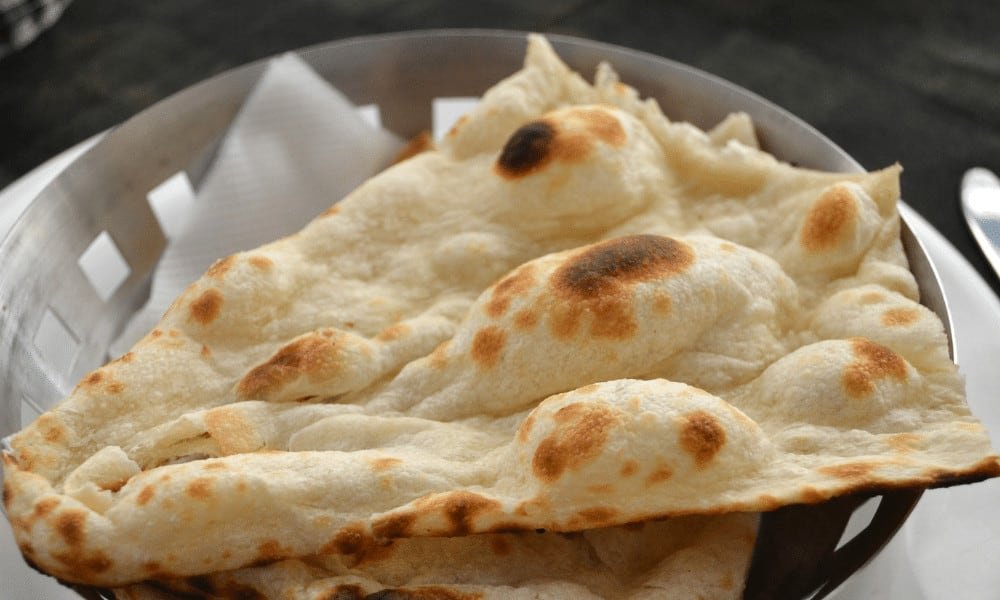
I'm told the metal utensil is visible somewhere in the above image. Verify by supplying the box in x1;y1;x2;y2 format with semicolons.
961;167;1000;283
0;30;953;600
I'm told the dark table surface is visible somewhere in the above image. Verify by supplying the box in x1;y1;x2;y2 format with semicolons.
2;0;999;294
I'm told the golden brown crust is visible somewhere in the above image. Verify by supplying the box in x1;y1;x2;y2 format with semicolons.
469;326;507;369
800;184;858;252
532;403;619;482
187;289;223;325
392;130;435;165
841;338;909;398
678;411;726;469
237;332;343;399
484;265;536;318
542;235;693;341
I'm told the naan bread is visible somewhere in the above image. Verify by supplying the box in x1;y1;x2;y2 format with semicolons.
114;513;758;600
3;35;998;597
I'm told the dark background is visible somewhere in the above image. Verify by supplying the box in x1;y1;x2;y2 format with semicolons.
2;0;999;293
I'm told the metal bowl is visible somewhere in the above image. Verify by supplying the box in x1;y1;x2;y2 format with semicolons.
0;29;950;599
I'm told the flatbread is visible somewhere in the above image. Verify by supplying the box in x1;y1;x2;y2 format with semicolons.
3;35;998;596
113;513;758;600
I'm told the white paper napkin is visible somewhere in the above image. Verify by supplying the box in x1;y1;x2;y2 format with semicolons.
111;53;403;354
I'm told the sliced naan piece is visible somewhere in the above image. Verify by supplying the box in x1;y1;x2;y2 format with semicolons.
113;513;757;600
3;35;998;592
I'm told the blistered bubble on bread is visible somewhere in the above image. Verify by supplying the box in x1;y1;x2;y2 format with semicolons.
3;34;997;598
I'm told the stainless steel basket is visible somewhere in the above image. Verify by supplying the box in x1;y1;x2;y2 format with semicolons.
0;29;950;600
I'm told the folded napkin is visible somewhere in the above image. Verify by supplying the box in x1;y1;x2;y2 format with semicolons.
112;53;403;354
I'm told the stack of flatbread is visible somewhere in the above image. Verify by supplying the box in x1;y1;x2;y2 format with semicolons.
3;35;998;600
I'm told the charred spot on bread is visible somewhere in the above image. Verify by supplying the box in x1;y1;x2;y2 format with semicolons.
495;120;556;177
